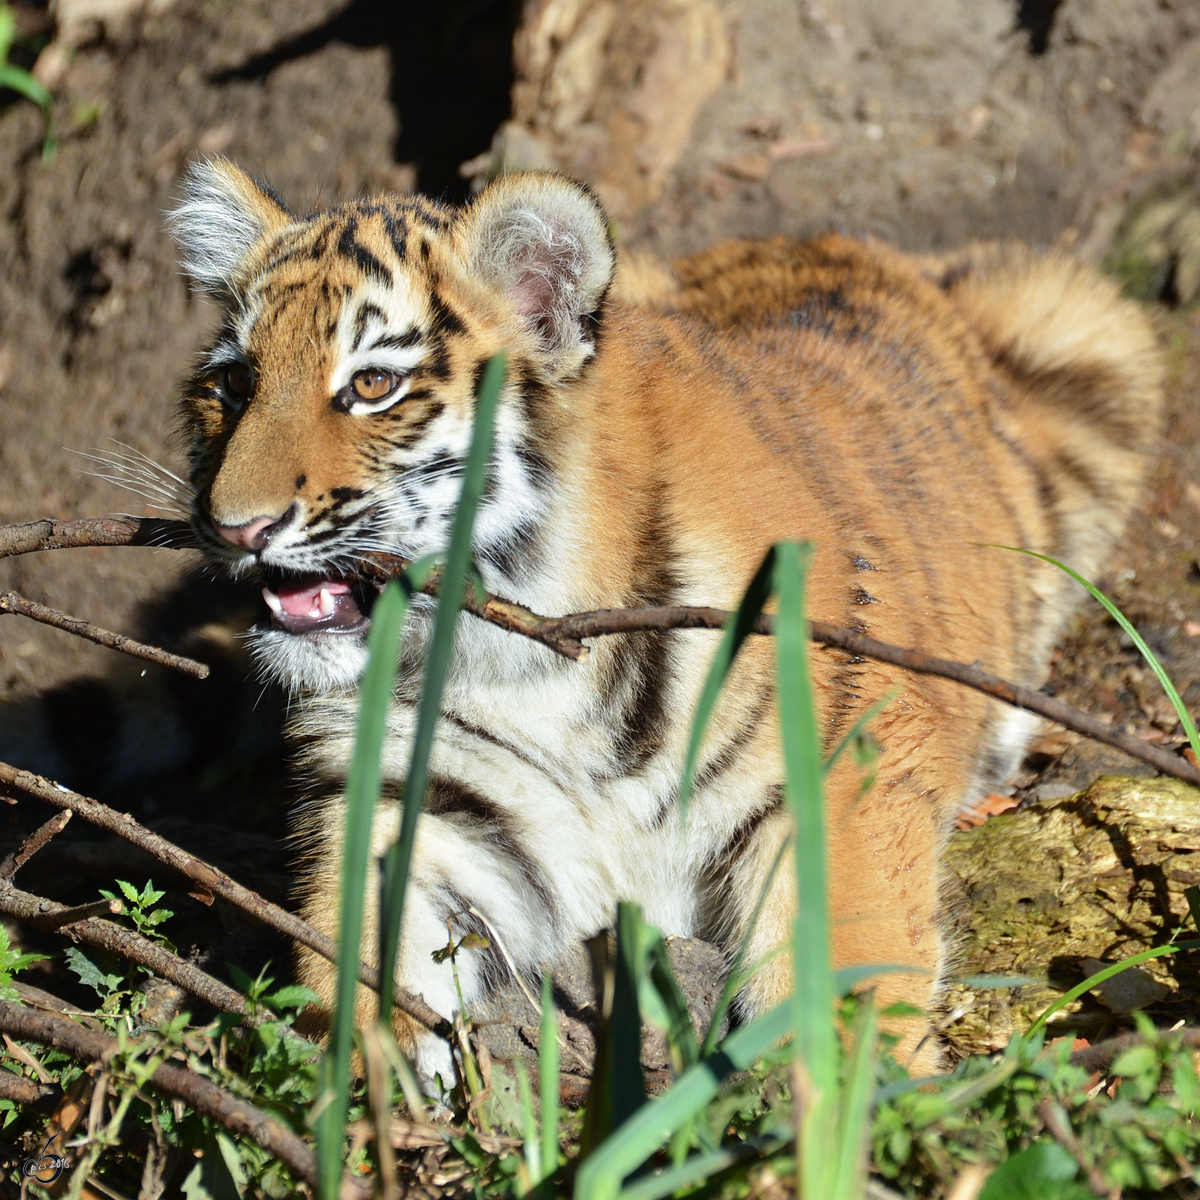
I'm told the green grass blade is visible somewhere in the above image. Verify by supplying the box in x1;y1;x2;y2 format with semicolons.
0;63;51;110
773;543;836;1097
678;549;777;820
0;5;14;63
617;1133;791;1200
823;689;897;776
316;579;409;1200
992;545;1200;763
832;996;879;1200
377;353;507;1025
611;902;648;1127
646;934;699;1074
516;1060;542;1185
699;834;791;1058
1186;885;1200;934
573;1000;794;1200
538;972;559;1197
1026;939;1200;1037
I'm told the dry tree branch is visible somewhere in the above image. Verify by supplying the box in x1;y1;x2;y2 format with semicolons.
3;515;1197;788
0;1066;56;1105
0;998;317;1187
0;762;452;1039
0;591;209;679
0;808;72;880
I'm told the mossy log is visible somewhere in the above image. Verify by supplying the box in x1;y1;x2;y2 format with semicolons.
941;774;1200;1058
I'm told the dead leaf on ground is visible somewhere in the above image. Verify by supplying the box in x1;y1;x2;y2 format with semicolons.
956;792;1019;830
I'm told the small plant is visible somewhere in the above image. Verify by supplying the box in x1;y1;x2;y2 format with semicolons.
0;1;55;160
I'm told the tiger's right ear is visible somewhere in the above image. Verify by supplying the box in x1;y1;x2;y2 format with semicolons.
166;158;293;295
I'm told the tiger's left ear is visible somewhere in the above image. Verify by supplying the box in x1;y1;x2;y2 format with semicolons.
460;173;615;380
166;158;294;297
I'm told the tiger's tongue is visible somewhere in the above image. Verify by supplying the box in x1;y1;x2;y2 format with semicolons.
275;578;350;616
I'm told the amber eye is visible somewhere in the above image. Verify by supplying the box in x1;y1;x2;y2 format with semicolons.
352;369;398;401
222;362;254;405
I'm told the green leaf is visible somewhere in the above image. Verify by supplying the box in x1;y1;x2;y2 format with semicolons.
1111;1043;1158;1079
978;1141;1090;1200
265;985;321;1014
117;879;141;904
64;947;124;998
0;63;51;111
377;353;507;1024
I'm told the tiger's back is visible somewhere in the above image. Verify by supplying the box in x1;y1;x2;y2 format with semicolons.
167;164;1161;1074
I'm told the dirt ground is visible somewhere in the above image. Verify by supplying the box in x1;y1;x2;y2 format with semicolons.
3;0;1200;1009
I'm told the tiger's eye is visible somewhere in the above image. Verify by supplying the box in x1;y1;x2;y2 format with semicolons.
224;363;254;399
352;369;396;401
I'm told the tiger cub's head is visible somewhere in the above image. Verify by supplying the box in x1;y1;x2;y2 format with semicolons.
168;159;614;692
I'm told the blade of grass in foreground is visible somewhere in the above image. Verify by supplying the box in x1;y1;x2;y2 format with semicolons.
377;353;508;1027
315;579;410;1200
1026;938;1200;1037
538;972;559;1199
773;539;838;1195
991;545;1200;764
573;1000;794;1200
677;549;777;821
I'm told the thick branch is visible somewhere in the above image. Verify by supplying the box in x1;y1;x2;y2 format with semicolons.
0;591;209;678
0;999;315;1186
0;1066;56;1105
3;515;1196;786
0;516;195;558
0;762;451;1039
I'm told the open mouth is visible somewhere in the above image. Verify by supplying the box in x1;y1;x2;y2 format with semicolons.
260;570;381;635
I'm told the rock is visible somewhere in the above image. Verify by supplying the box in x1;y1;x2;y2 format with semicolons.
941;774;1200;1057
472;934;727;1078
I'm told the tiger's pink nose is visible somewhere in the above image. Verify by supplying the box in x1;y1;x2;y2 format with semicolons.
211;514;282;550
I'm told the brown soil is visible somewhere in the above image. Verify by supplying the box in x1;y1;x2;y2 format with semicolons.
3;0;1200;1011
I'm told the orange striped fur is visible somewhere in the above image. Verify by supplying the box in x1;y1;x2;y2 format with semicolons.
168;162;1162;1077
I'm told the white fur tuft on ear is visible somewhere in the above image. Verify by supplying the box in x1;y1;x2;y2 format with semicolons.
462;173;615;378
166;158;293;295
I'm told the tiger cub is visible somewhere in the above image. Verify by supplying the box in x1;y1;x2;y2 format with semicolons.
168;160;1162;1078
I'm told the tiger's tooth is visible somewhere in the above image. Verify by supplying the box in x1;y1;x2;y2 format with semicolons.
318;588;335;616
262;587;283;616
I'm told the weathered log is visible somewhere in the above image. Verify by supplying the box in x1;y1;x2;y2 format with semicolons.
941;774;1200;1058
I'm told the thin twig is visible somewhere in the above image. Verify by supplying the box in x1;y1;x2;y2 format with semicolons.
0;999;316;1186
0;876;251;1017
39;896;124;930
0;808;71;880
1070;1027;1200;1074
0;591;210;679
1036;1098;1116;1198
0;761;452;1039
3;515;1197;788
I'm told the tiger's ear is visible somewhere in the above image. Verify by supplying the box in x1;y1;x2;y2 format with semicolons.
460;173;615;380
166;158;293;296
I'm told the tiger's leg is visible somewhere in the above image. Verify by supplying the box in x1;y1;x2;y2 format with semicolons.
717;772;943;1070
295;787;562;1086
